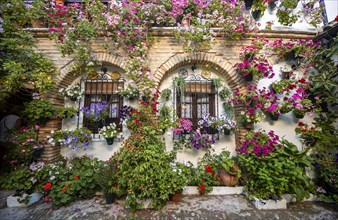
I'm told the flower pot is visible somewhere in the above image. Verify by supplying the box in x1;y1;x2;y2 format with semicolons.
105;193;116;204
269;114;279;121
293;110;305;119
38;117;48;125
105;138;114;145
281;71;292;79
170;191;183;203
244;0;254;10
251;10;262;21
207;127;218;134
70;97;78;101
268;0;277;11
93;120;104;129
223;128;231;135
244;73;253;82
219;167;239;186
284;50;296;61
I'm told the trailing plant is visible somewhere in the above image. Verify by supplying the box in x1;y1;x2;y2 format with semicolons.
211;77;223;90
48;127;92;150
160;88;172;102
99;123;121;139
57;107;78;119
23;99;56;124
173;76;186;96
158;105;172;133
58;84;82;101
276;0;300;26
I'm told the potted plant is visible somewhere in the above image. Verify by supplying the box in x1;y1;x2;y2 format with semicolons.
57;107;78;119
276;0;300;26
59;84;82;101
119;84;139;100
23;99;56;125
219;87;232;101
173;76;186;97
219;151;241;186
99;123;121;145
190;129;216;149
251;0;267;20
80;101;110;127
270;79;293;94
280;67;293;79
48;127;92;150
95;165;120;204
160;88;172;102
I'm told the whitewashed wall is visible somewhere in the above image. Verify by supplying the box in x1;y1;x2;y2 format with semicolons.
60;61;312;164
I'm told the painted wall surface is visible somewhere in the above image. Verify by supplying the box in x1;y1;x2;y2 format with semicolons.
60;60;312;165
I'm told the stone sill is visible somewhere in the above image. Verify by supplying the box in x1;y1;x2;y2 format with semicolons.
183;186;244;195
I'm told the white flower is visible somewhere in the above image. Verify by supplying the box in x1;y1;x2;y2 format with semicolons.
50;176;55;180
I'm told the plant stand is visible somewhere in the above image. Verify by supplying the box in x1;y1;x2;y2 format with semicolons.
105;138;114;145
105;193;116;204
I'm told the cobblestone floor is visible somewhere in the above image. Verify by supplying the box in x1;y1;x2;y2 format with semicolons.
0;193;337;220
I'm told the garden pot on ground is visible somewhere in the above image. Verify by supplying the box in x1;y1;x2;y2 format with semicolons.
170;191;183;203
219;166;240;186
244;73;253;82
105;193;116;204
105;138;114;145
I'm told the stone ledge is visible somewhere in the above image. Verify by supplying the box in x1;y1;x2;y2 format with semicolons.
182;186;244;195
252;197;287;210
7;193;43;207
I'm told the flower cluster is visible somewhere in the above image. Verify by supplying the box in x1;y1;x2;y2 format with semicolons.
119;105;133;121
47;127;92;150
197;113;236;131
59;84;82;101
235;55;274;79
172;118;193;135
80;101;111;122
190;129;215;149
118;84;139;99
237;130;282;157
99;123;121;139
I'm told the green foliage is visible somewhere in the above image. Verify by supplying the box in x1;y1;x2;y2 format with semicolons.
0;166;35;195
23;99;56;123
57;107;78;119
159;105;172;133
271;79;293;94
161;88;172;102
173;76;186;96
276;0;300;26
238;140;313;201
109;126;190;211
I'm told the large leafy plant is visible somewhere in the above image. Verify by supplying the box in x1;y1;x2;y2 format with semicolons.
23;99;56;124
237;130;313;201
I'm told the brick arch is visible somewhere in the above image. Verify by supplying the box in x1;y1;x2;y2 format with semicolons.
39;53;126;163
154;52;256;149
153;52;246;91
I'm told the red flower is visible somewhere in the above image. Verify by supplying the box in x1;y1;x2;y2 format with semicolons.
44;196;52;202
62;185;68;192
310;127;315;131
301;129;307;133
205;166;213;173
43;182;52;191
113;183;118;188
134;118;140;124
200;184;205;191
74;175;80;180
298;122;305;126
335;15;338;22
298;78;306;84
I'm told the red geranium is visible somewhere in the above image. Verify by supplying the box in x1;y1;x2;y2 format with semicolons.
205;166;213;173
44;196;52;202
335;15;338;22
43;182;52;191
62;185;68;192
200;184;205;191
301;129;307;133
113;183;118;188
74;175;80;180
298;122;305;126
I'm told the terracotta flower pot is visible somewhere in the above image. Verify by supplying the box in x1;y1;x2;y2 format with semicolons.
219;166;239;186
170;191;183;203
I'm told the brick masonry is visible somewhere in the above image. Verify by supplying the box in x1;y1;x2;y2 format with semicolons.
31;28;315;163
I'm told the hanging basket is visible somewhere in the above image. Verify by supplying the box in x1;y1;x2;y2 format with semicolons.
105;138;114;145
